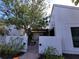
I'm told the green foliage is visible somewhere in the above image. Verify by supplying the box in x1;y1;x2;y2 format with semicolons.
26;0;47;29
1;0;48;45
2;0;47;30
44;47;56;55
0;37;25;58
72;0;79;5
44;47;64;59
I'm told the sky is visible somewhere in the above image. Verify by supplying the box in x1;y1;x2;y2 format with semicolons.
46;0;79;15
0;0;78;18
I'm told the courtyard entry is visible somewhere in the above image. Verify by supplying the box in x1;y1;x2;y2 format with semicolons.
28;30;43;53
28;29;51;53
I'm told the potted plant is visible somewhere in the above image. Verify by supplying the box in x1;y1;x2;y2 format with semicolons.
0;37;26;59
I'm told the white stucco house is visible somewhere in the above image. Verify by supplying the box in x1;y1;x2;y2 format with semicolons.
1;4;79;59
39;4;79;56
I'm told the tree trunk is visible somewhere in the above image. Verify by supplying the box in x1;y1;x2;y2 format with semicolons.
27;28;33;45
24;25;33;45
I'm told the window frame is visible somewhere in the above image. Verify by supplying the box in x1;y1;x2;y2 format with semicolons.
71;27;79;47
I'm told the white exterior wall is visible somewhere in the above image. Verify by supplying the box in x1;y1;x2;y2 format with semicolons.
6;35;28;52
39;36;62;55
0;35;28;59
50;4;79;54
5;25;25;36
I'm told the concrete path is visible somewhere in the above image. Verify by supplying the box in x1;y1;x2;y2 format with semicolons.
20;45;39;59
20;52;39;59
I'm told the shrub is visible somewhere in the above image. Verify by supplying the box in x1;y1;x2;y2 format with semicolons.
44;46;64;59
0;37;25;58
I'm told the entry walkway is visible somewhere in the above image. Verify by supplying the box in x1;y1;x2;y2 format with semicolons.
20;52;39;59
20;45;39;59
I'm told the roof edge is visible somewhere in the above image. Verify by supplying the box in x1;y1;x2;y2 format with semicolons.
53;4;79;10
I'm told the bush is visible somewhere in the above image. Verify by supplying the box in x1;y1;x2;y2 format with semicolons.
0;37;25;58
44;47;64;59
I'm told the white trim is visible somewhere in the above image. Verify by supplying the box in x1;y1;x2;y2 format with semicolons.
53;4;79;10
63;50;79;54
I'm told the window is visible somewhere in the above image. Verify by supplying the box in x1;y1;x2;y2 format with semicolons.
71;27;79;47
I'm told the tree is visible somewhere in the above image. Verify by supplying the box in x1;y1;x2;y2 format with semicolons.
72;0;79;5
1;0;48;45
1;0;48;29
